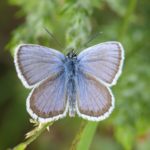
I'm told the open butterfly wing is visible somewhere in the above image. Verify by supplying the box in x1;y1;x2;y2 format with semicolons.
15;44;65;88
76;72;114;121
78;42;124;86
27;73;68;122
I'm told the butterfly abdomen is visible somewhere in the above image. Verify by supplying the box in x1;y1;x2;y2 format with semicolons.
67;78;76;117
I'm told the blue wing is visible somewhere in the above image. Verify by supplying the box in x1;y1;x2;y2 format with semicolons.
14;44;65;88
76;71;114;121
78;42;124;86
27;72;68;123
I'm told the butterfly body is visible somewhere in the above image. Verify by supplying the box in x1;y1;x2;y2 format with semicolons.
65;51;78;117
14;42;124;122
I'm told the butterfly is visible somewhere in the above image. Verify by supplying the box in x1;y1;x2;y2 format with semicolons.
14;41;124;123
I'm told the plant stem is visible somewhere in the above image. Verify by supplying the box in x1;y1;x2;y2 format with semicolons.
70;121;98;150
14;122;53;150
25;122;53;146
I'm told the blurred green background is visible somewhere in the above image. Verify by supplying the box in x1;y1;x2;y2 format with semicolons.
0;0;150;150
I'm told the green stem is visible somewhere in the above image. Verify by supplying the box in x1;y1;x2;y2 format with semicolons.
70;121;87;150
118;0;137;41
70;121;98;150
14;122;53;150
25;122;53;146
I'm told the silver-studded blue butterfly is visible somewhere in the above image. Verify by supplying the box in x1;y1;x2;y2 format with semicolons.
14;42;124;123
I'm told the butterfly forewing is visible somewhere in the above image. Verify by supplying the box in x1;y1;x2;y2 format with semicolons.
27;72;68;122
15;44;65;88
78;42;124;86
76;71;114;121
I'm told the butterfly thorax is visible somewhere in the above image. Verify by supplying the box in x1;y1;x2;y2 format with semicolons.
65;51;78;78
65;51;78;117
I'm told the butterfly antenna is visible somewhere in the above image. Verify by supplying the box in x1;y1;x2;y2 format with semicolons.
83;32;103;47
43;27;63;49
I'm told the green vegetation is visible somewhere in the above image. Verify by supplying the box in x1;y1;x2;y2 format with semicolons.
0;0;150;149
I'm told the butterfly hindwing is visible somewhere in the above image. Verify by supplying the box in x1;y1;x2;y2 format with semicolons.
76;71;114;121
27;72;68;123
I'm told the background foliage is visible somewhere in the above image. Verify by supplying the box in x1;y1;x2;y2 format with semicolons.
0;0;150;150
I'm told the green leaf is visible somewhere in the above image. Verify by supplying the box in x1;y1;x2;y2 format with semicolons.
70;121;98;150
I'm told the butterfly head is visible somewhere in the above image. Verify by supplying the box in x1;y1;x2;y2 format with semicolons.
66;49;77;59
